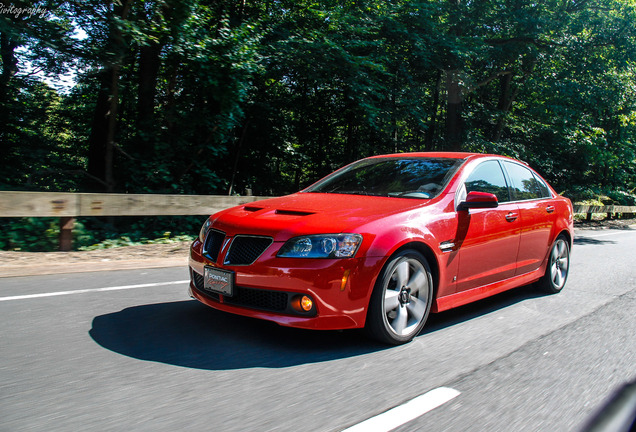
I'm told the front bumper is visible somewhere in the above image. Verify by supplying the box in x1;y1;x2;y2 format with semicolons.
188;239;384;330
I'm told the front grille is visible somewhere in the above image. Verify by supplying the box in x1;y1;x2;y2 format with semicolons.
191;270;314;316
203;229;226;262
224;236;273;265
193;270;204;288
225;287;288;312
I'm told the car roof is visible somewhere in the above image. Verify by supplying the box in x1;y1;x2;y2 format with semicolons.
367;151;530;164
368;151;494;160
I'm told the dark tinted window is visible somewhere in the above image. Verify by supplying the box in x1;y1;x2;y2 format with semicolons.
305;157;464;199
534;174;552;198
464;160;510;202
503;161;543;200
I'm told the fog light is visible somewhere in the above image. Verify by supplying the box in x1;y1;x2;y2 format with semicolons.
291;295;314;313
300;295;313;312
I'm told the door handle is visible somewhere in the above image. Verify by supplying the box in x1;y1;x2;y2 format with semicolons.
546;205;555;213
505;212;518;222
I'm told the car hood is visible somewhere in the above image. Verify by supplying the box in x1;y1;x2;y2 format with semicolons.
210;192;428;241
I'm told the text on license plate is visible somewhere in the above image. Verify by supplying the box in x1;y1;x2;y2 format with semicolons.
204;266;234;296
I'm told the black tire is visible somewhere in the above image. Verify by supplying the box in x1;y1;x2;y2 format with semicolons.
537;235;570;294
365;249;433;345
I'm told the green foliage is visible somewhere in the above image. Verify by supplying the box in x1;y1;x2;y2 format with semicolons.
0;218;60;251
1;0;635;208
0;216;199;251
78;233;195;251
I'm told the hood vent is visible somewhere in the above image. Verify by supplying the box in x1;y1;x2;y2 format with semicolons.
274;209;315;216
243;206;264;212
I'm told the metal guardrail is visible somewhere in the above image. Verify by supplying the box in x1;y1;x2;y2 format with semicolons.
1;191;635;250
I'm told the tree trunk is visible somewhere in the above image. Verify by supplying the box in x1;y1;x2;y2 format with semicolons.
86;70;112;191
0;33;18;107
445;70;463;151
137;41;163;158
0;33;18;150
425;70;442;150
227;121;249;195
391;74;398;153
491;73;513;142
85;0;132;192
491;60;535;142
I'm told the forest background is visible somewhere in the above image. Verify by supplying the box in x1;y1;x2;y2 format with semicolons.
1;0;636;250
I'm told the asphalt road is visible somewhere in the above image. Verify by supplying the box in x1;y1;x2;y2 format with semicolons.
1;228;635;432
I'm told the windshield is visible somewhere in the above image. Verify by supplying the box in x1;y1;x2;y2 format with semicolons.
304;157;464;199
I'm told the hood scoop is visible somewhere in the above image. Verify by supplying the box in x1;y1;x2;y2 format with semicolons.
274;209;315;216
243;205;264;212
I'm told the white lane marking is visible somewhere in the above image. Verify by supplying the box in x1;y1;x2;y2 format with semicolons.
341;387;461;432
578;229;636;238
0;280;189;302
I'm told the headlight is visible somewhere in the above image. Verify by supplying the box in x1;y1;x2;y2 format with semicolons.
277;234;363;258
199;218;211;242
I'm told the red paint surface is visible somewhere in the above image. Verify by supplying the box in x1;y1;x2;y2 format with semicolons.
189;152;574;330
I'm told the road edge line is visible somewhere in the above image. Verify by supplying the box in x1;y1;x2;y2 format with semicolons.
0;280;189;302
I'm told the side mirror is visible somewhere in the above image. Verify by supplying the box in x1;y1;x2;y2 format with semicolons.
458;191;499;211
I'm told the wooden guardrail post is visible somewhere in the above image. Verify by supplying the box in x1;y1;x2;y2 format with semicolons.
59;217;75;251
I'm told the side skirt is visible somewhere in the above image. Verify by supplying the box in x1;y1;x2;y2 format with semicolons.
433;268;544;313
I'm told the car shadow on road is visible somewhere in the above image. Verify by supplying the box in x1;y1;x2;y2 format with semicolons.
90;283;551;371
573;235;616;245
423;283;548;334
89;300;387;370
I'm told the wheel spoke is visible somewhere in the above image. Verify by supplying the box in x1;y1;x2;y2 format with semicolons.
392;306;408;334
407;268;427;296
553;267;562;287
557;241;567;259
551;263;558;281
406;296;427;322
395;261;409;288
552;246;559;263
560;257;569;272
384;290;400;313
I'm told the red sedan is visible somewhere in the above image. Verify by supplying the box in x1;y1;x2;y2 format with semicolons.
189;152;573;344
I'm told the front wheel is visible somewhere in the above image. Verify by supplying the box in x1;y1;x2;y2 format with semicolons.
365;250;433;345
537;235;570;294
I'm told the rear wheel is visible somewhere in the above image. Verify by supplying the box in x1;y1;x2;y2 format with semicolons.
537;235;570;294
365;250;433;345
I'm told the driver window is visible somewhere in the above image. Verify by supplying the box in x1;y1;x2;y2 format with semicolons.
464;160;510;203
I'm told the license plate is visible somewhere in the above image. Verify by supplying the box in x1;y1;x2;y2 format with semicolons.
204;266;234;296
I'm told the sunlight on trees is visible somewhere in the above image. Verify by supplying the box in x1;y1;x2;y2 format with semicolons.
0;0;634;204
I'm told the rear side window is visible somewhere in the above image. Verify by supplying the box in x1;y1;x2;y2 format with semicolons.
464;160;510;203
503;161;544;201
534;174;552;198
